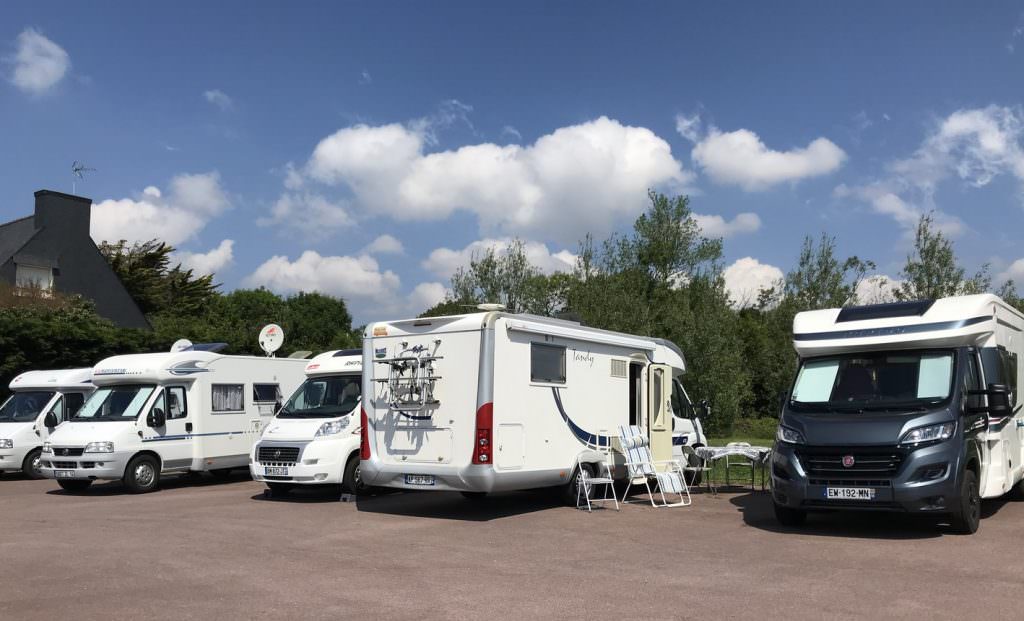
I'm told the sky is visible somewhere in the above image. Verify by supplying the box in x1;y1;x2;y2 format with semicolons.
2;1;1024;323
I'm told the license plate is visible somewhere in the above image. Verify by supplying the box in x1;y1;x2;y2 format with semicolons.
405;474;435;486
54;470;76;479
265;466;289;476
826;487;875;500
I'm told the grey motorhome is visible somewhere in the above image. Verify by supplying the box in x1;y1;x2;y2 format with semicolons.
771;295;1024;533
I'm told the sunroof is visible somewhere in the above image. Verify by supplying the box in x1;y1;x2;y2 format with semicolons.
836;299;935;323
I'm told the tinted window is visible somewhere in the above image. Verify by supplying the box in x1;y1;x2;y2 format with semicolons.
531;343;566;384
253;383;281;403
76;385;155;421
0;391;56;422
278;375;362;419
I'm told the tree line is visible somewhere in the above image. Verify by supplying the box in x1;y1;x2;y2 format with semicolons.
2;192;1021;434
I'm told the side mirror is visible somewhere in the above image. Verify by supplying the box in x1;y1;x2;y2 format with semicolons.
986;384;1011;418
699;399;711;419
147;408;166;428
43;412;58;428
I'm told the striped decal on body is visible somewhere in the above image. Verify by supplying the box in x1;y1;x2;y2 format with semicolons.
551;387;616;449
142;431;246;443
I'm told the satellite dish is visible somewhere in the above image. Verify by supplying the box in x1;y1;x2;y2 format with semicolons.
477;303;506;312
259;324;284;357
171;339;194;353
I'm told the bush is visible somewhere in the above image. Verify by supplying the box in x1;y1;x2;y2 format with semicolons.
731;416;779;440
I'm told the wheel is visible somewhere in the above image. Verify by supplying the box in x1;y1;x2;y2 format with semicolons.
22;448;44;480
773;502;807;527
343;454;369;495
460;491;488;500
266;482;294;498
950;469;981;535
57;479;92;492
123;455;161;494
561;463;594;506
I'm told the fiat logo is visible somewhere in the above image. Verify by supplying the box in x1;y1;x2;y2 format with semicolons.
273;449;282;459
842;455;855;468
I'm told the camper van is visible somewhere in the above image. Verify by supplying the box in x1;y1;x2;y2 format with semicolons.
39;348;306;493
0;369;95;479
771;295;1024;534
250;349;364;497
360;310;697;499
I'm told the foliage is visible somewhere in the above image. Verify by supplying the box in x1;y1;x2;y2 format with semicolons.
731;416;781;440
783;233;873;310
896;213;990;301
99;239;218;316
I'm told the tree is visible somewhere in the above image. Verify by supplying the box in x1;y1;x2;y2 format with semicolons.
99;239;218;316
896;213;990;301
784;233;873;311
449;239;541;313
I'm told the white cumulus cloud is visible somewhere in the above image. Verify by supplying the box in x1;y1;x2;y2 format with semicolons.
302;116;693;243
257;192;354;239
692;128;846;191
723;257;784;307
998;258;1024;286
177;239;234;277
422;238;577;279
91;172;231;245
203;89;233;111
363;234;405;255
408;282;448;311
856;274;902;305
693;212;761;238
244;251;400;304
8;28;70;94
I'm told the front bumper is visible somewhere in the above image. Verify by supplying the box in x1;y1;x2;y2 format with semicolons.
771;441;961;513
0;444;34;472
250;438;355;485
38;450;132;481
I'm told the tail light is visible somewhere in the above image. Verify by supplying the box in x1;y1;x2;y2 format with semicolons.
360;407;370;460
472;402;493;465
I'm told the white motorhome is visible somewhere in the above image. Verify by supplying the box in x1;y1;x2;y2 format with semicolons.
360;311;698;499
772;295;1024;533
250;349;364;497
0;369;95;478
39;347;306;493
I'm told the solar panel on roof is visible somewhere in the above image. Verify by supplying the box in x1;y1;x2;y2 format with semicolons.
835;299;935;323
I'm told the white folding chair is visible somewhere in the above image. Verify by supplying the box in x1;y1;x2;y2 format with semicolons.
680;445;715;495
724;441;755;490
618;425;690;507
575;451;619;512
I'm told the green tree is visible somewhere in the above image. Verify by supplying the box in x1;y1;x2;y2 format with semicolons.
449;239;541;312
784;233;873;311
896;213;990;301
99;239;218;316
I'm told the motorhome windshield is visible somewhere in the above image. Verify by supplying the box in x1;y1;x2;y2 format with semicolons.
278;375;361;419
74;385;155;421
791;350;955;412
0;391;56;422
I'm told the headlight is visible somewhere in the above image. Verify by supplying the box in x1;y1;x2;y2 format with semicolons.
84;441;115;453
776;425;805;444
0;439;12;449
315;417;350;438
42;442;52;453
900;422;955;446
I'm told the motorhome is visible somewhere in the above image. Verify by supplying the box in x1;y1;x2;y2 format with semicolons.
772;295;1024;534
39;347;306;493
250;349;364;497
360;310;698;500
0;369;95;479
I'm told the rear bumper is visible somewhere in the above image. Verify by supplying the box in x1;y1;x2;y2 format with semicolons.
361;457;564;492
771;441;962;513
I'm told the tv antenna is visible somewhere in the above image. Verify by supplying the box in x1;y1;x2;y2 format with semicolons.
71;161;96;194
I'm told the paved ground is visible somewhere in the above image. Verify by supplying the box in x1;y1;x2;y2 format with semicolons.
2;473;1023;621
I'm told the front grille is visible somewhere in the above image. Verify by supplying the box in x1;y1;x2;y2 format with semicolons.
53;447;84;457
796;447;904;479
52;461;77;469
257;445;300;464
809;479;892;487
803;499;902;510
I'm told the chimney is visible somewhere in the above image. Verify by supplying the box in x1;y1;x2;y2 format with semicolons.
34;190;92;239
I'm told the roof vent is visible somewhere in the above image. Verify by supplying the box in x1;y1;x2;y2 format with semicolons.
836;299;935;323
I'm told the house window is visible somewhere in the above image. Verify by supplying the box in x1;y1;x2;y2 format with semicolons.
212;384;244;412
531;343;566;384
16;264;53;291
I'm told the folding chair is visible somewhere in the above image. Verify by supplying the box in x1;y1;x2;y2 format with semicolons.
575;451;619;512
680;445;715;495
617;425;690;507
724;441;756;490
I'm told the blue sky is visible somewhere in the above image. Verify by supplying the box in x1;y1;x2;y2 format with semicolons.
3;1;1024;322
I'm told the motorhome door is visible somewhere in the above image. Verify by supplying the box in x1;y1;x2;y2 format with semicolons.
647;364;673;468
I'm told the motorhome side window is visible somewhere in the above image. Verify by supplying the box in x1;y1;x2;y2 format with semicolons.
212;384;244;412
531;343;566;384
252;383;281;403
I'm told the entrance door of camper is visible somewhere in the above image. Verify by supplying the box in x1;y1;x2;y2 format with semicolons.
647;364;673;469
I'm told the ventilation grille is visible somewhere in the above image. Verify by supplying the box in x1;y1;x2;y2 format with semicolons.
610;359;628;378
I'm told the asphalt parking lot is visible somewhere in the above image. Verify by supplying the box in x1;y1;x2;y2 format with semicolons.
2;473;1024;620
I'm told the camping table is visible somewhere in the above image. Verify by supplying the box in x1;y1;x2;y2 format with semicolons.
695;445;773;492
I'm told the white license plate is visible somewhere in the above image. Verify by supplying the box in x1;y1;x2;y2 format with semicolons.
54;470;76;479
265;466;289;476
405;474;435;486
826;487;875;500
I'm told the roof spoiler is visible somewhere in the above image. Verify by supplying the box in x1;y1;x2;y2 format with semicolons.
836;299;935;323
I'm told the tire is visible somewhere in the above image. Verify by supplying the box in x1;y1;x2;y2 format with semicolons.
343;454;368;495
123;455;161;494
57;479;92;492
266;482;294;498
22;448;44;480
561;463;594;506
460;491;488;500
950;469;981;535
773;502;807;527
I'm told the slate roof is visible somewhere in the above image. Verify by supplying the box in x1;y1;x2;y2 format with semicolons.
0;215;39;266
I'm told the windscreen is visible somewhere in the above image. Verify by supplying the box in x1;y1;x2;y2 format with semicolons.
277;375;361;419
0;391;56;422
791;350;955;411
74;385;156;421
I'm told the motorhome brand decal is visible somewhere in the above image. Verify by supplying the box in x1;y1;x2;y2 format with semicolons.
793;316;991;341
573;350;595;367
375;348;387;359
550;388;614;449
93;368;143;376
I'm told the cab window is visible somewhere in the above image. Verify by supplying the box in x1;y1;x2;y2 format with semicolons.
167;387;187;419
64;393;86;419
670;379;694;419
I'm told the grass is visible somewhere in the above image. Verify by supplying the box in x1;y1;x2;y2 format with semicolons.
697;436;775;491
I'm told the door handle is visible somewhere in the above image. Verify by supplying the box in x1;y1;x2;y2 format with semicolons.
186;423;193;433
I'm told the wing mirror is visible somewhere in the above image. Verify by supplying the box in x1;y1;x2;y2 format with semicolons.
967;384;1012;417
43;412;58;428
147;408;166;428
699;399;711;419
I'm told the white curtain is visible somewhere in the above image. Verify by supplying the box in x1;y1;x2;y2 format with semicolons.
212;385;243;412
